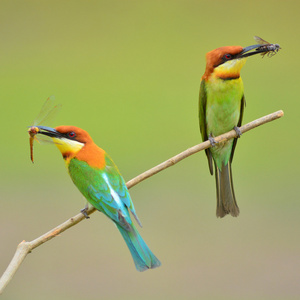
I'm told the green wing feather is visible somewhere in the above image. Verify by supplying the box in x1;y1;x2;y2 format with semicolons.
68;157;141;230
230;95;245;163
199;79;213;175
104;154;142;226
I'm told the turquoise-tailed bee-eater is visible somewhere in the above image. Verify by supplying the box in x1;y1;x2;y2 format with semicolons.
33;125;161;271
199;41;280;218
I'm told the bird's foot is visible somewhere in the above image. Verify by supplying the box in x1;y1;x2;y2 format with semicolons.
234;126;242;138
209;134;217;147
80;206;90;219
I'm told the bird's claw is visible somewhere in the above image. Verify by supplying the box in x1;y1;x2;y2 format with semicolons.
80;207;90;219
234;126;242;138
209;135;217;147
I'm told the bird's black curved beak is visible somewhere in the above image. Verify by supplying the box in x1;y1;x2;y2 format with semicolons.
32;126;62;139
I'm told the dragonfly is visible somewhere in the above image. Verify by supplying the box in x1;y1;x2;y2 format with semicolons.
28;96;61;163
254;36;281;58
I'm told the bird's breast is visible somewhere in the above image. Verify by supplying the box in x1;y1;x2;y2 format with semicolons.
75;143;107;170
205;77;244;137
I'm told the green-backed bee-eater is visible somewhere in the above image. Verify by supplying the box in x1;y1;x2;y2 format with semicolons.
33;125;161;271
199;43;278;218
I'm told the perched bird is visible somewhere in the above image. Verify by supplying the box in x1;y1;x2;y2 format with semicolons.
33;125;161;271
199;43;279;217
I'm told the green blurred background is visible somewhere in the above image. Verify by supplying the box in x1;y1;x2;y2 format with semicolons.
1;0;299;299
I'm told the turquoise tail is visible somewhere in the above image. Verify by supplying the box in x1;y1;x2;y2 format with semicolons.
116;223;161;272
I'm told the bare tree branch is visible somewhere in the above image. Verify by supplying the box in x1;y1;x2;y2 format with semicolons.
0;110;284;294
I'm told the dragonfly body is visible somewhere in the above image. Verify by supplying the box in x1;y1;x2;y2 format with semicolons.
254;36;281;57
28;96;61;162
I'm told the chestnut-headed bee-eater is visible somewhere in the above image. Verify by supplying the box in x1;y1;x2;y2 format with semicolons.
33;125;161;271
199;42;279;218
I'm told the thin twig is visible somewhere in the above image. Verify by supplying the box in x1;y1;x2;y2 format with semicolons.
127;110;284;188
0;110;284;294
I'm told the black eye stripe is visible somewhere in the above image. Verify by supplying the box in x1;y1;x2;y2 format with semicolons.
217;53;238;67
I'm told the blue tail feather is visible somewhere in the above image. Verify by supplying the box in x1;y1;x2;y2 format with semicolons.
116;223;161;272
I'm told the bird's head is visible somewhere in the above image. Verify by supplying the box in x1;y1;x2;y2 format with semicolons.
34;125;93;159
202;44;271;81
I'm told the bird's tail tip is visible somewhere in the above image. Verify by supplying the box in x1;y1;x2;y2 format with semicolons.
215;162;240;218
137;254;161;272
216;204;240;218
116;223;161;272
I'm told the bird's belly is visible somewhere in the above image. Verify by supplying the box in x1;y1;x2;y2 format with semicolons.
205;80;243;167
206;81;243;137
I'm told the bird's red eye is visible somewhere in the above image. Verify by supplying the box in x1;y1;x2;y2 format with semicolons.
68;131;76;138
224;54;232;60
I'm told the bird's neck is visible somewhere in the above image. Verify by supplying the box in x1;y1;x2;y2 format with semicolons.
53;137;84;162
64;142;106;169
203;58;246;81
205;74;244;96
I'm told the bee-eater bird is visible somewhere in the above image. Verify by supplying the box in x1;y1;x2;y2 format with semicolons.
199;43;278;218
33;125;161;271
